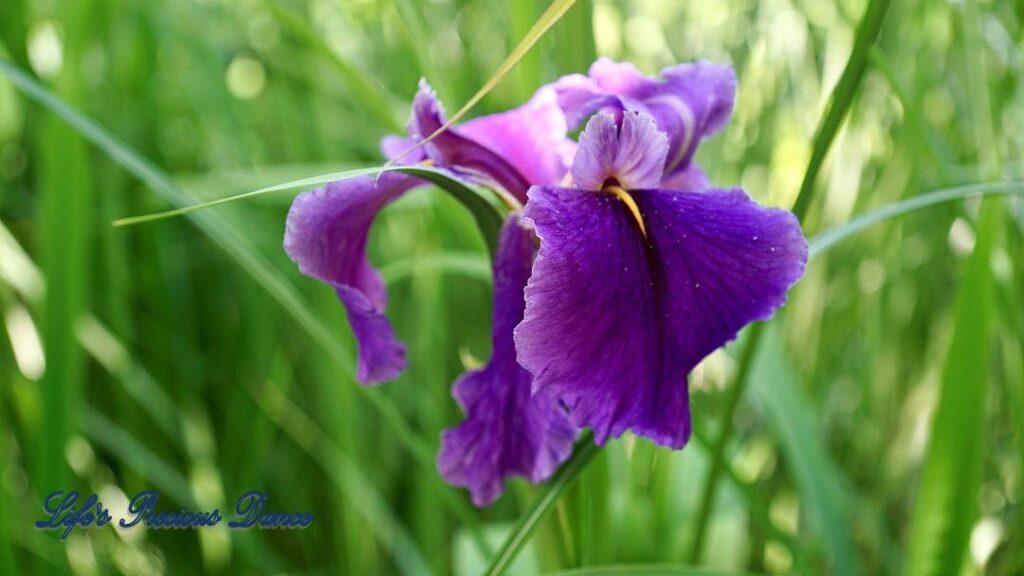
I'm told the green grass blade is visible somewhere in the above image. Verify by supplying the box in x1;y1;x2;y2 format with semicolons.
0;57;484;534
543;566;766;576
508;0;542;100
82;406;194;505
483;432;598;576
380;252;491;284
688;0;894;561
808;182;1024;258
110;163;505;256
906;201;999;576
390;0;578;164
249;380;433;576
388;0;452;105
789;0;893;222
261;0;402;132
551;0;594;75
750;330;861;576
34;1;93;512
689;424;807;570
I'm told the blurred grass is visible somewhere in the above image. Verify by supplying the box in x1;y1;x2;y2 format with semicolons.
1;0;1023;574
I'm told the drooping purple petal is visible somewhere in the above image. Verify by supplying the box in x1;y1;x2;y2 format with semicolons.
571;111;668;191
438;215;577;506
406;80;571;202
515;186;806;448
550;58;736;180
284;174;417;384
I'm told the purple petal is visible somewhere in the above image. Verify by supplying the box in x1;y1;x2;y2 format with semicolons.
410;81;571;202
552;58;648;128
550;59;737;177
571;111;668;191
516;186;806;448
438;215;577;506
551;73;614;128
589;58;650;93
380;134;425;164
648;62;736;175
660;162;710;191
284;174;418;384
458;86;574;188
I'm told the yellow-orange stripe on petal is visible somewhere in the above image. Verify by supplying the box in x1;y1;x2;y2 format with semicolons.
604;185;647;238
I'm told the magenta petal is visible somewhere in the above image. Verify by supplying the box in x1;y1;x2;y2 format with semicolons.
284;174;417;385
458;86;574;188
516;186;806;448
589;58;650;93
571;112;668;190
438;215;577;506
410;81;570;202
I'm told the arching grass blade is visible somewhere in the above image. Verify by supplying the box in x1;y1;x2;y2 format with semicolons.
389;0;579;164
808;182;1024;258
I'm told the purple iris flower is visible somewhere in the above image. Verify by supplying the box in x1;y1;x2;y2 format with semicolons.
284;80;572;384
514;110;807;449
285;58;807;505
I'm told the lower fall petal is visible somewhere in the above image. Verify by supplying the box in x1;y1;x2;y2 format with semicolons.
284;174;418;385
438;215;577;506
516;186;806;448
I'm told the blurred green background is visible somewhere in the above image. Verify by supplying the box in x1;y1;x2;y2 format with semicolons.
1;0;1023;574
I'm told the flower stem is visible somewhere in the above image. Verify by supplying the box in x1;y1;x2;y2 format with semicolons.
483;432;599;576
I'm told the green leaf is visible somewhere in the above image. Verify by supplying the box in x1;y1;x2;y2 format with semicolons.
906;201;999;576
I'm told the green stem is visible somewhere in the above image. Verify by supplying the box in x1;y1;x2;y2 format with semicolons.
687;0;893;563
788;0;894;223
483;433;599;576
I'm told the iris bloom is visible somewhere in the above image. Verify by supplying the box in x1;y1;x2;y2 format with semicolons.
285;59;807;505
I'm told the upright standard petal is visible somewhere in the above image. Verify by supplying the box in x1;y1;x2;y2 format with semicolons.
648;62;736;175
550;58;736;179
438;215;577;506
571;112;668;191
407;81;571;202
284;174;417;385
516;186;806;448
